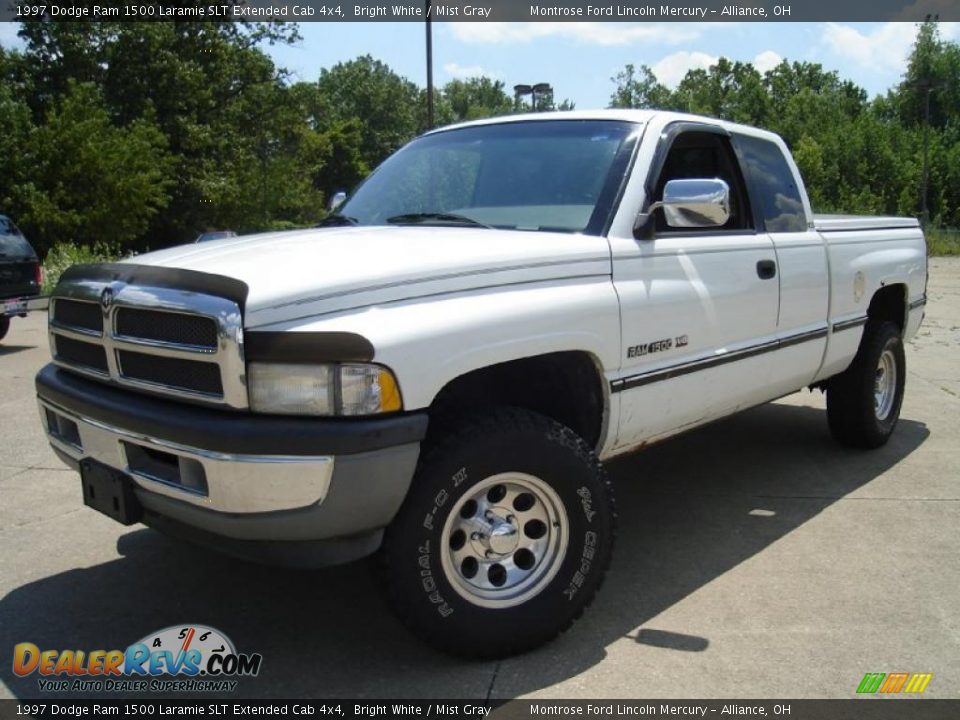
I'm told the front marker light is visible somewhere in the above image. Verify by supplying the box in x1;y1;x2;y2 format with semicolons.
248;363;333;415
339;364;402;415
248;362;402;416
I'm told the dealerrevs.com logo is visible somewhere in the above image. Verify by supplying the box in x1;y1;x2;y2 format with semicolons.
13;624;262;693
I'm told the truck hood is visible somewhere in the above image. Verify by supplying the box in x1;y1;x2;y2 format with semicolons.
130;226;611;327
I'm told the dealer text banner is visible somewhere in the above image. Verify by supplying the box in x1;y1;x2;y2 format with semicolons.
3;0;960;22
2;700;960;719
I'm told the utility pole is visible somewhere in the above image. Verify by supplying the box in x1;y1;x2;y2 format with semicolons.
922;84;931;225
915;77;947;226
425;0;434;129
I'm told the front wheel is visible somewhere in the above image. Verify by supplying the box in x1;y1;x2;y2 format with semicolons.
379;407;615;659
827;321;906;448
0;316;9;342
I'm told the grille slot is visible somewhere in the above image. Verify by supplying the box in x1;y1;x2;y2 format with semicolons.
53;300;103;333
122;441;208;494
45;408;82;449
55;335;109;373
115;307;218;348
118;350;223;396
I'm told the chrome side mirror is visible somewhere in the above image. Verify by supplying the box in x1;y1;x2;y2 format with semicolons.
327;191;347;212
649;178;731;229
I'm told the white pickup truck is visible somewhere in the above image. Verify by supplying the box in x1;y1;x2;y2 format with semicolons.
37;111;927;658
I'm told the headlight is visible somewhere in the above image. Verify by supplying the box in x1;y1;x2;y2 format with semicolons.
248;363;402;416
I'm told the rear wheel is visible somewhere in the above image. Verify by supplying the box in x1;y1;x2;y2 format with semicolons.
379;407;615;658
827;321;905;448
0;317;9;342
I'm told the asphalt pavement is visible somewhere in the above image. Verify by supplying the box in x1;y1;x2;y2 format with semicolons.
1;259;958;700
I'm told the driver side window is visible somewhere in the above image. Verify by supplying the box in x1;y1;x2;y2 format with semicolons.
653;131;754;234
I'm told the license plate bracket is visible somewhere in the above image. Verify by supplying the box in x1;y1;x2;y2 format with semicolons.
80;459;142;525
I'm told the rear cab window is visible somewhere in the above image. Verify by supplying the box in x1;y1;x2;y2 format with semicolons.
733;135;807;233
0;217;35;257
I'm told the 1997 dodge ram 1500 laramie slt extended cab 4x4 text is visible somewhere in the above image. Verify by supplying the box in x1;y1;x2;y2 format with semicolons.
36;111;927;658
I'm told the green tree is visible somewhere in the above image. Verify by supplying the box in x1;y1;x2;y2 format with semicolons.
442;77;513;121
314;118;370;197
16;21;306;245
896;19;960;130
0;49;34;214
19;82;171;253
316;55;421;169
674;58;770;125
609;64;672;109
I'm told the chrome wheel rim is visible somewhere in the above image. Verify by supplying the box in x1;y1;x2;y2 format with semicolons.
874;348;897;421
440;472;568;609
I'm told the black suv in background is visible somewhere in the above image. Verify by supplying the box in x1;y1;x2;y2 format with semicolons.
0;214;42;342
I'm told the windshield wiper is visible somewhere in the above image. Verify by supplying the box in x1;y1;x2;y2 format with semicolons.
318;213;359;227
386;212;492;229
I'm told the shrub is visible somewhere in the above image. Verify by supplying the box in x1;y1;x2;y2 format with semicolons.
42;241;121;294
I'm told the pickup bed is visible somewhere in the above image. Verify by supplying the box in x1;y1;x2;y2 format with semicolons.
36;111;927;658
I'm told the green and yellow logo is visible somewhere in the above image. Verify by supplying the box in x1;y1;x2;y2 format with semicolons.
857;672;933;695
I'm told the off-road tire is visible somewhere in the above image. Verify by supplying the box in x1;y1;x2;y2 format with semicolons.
827;321;905;448
0;317;9;342
379;407;615;659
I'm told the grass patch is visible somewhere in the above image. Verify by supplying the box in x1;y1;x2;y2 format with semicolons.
927;228;960;256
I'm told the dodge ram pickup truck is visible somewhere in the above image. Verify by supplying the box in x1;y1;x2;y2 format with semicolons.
36;111;927;658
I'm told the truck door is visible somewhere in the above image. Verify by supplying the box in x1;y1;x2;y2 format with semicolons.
610;125;780;451
732;132;829;396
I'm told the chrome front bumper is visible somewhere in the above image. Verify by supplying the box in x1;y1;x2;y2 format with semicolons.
39;398;334;514
35;364;428;562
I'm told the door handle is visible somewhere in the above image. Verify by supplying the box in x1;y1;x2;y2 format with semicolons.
757;259;777;280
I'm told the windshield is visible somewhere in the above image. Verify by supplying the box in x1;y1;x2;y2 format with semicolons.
338;120;637;235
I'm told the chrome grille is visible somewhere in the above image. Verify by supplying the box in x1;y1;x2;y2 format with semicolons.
48;280;246;408
115;307;218;348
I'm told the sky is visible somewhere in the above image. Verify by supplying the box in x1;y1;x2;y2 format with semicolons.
269;21;960;105
2;21;959;107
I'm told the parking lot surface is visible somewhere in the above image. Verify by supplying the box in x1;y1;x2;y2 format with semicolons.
1;259;958;700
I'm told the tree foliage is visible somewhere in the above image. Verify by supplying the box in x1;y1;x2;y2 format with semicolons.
21;82;171;249
316;55;421;170
609;64;672;109
442;77;514;121
3;19;958;258
608;20;960;227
